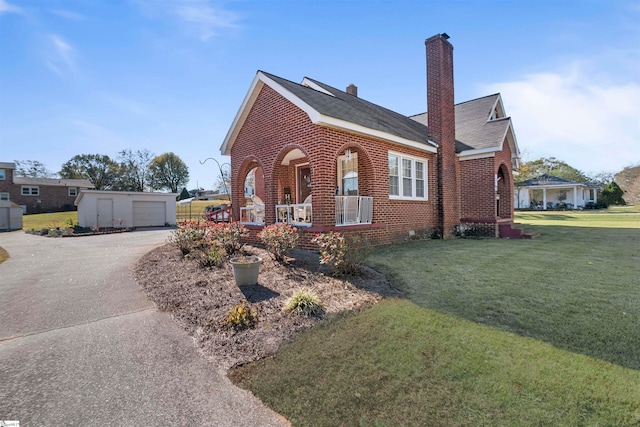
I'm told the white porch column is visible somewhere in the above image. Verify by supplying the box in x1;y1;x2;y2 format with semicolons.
543;188;547;210
593;189;597;204
573;186;578;209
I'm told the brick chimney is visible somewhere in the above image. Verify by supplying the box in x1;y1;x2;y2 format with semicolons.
426;33;459;238
346;83;358;97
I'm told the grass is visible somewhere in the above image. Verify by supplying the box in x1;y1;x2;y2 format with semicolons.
176;199;230;223
21;211;77;231
0;246;8;264
231;210;640;425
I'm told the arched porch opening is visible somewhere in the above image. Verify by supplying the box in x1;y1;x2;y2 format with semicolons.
236;158;266;224
496;163;512;219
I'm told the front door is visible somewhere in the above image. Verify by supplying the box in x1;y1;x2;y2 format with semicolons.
298;166;311;203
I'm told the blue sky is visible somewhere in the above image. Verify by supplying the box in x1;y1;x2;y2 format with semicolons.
1;0;639;190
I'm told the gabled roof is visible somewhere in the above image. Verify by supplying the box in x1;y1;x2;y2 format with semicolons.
13;176;94;188
410;93;520;163
517;174;589;187
220;71;438;156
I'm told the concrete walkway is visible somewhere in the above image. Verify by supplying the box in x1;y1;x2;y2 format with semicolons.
0;230;288;426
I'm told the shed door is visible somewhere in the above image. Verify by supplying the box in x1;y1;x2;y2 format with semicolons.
133;201;166;227
0;208;8;230
97;199;113;228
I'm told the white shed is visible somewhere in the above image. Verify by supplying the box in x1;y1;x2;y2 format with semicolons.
0;200;23;231
75;190;177;229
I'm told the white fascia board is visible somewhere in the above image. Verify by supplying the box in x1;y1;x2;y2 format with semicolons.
318;115;438;153
457;151;496;161
220;71;436;155
301;78;335;96
220;72;323;155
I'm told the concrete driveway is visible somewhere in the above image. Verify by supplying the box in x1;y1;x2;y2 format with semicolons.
0;230;288;426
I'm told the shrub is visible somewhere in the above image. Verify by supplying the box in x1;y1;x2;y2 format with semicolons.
225;300;257;331
259;223;299;262
190;243;223;268
284;288;323;317
311;232;372;276
209;222;248;257
168;221;207;255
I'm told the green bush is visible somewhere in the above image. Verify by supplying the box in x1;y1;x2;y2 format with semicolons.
209;222;248;257
190;244;223;268
311;231;372;276
168;221;207;255
284;288;323;317
259;223;299;262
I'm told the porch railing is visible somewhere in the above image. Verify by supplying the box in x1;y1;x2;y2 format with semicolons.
275;203;313;227
335;196;373;226
240;205;265;225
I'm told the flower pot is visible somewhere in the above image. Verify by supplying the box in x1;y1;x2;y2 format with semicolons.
229;256;262;286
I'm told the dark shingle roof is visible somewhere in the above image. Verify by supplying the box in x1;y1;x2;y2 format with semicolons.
410;94;511;153
518;174;584;186
13;176;94;187
261;72;435;147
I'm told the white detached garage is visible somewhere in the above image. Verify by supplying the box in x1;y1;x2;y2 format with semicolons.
75;191;177;229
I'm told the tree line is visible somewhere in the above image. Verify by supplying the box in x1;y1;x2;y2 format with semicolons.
14;150;189;193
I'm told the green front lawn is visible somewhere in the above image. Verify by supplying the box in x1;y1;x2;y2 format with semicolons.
21;211;77;231
232;210;640;425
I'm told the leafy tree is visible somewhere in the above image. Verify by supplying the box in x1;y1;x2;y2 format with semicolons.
178;187;190;200
114;148;154;192
600;181;625;207
615;164;640;205
14;160;55;178
516;157;589;183
59;154;119;190
149;152;189;193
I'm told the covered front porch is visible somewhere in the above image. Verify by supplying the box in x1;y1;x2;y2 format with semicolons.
235;146;374;229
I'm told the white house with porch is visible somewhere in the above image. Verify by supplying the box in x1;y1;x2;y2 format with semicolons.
514;174;598;210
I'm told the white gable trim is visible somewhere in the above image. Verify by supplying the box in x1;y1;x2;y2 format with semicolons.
301;78;335;96
220;71;435;156
457;151;495;161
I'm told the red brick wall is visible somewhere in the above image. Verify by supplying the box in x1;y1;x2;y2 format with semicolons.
494;136;514;220
426;34;459;238
459;156;496;220
229;83;439;246
0;168;80;214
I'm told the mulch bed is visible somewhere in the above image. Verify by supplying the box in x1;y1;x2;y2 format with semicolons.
134;244;401;370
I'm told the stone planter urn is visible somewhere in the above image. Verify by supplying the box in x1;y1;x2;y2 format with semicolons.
229;256;262;286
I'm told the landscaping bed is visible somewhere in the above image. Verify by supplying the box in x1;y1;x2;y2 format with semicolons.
134;243;400;370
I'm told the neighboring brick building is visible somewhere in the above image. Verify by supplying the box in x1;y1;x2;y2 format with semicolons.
219;34;521;246
0;162;93;214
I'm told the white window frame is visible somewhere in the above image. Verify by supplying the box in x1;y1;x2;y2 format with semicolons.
336;153;358;196
21;186;39;196
68;187;78;197
0;169;5;180
388;151;428;200
0;192;9;201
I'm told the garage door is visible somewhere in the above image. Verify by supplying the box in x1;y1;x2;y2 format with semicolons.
132;201;166;227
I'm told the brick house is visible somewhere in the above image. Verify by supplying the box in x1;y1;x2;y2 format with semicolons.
219;34;521;247
0;162;94;214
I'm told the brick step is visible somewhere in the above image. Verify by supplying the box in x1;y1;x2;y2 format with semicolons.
499;222;540;239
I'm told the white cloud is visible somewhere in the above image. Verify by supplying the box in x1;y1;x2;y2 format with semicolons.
45;34;76;76
51;9;86;21
175;0;239;40
0;0;21;15
482;63;640;174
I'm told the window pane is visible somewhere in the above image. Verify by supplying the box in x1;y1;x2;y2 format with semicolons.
389;176;398;195
388;155;398;176
403;177;412;196
416;180;424;198
402;159;412;178
415;162;424;180
22;188;29;195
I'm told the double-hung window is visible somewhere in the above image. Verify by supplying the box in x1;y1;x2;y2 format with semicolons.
68;187;78;197
0;192;9;201
0;169;5;180
21;186;39;196
388;152;427;200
